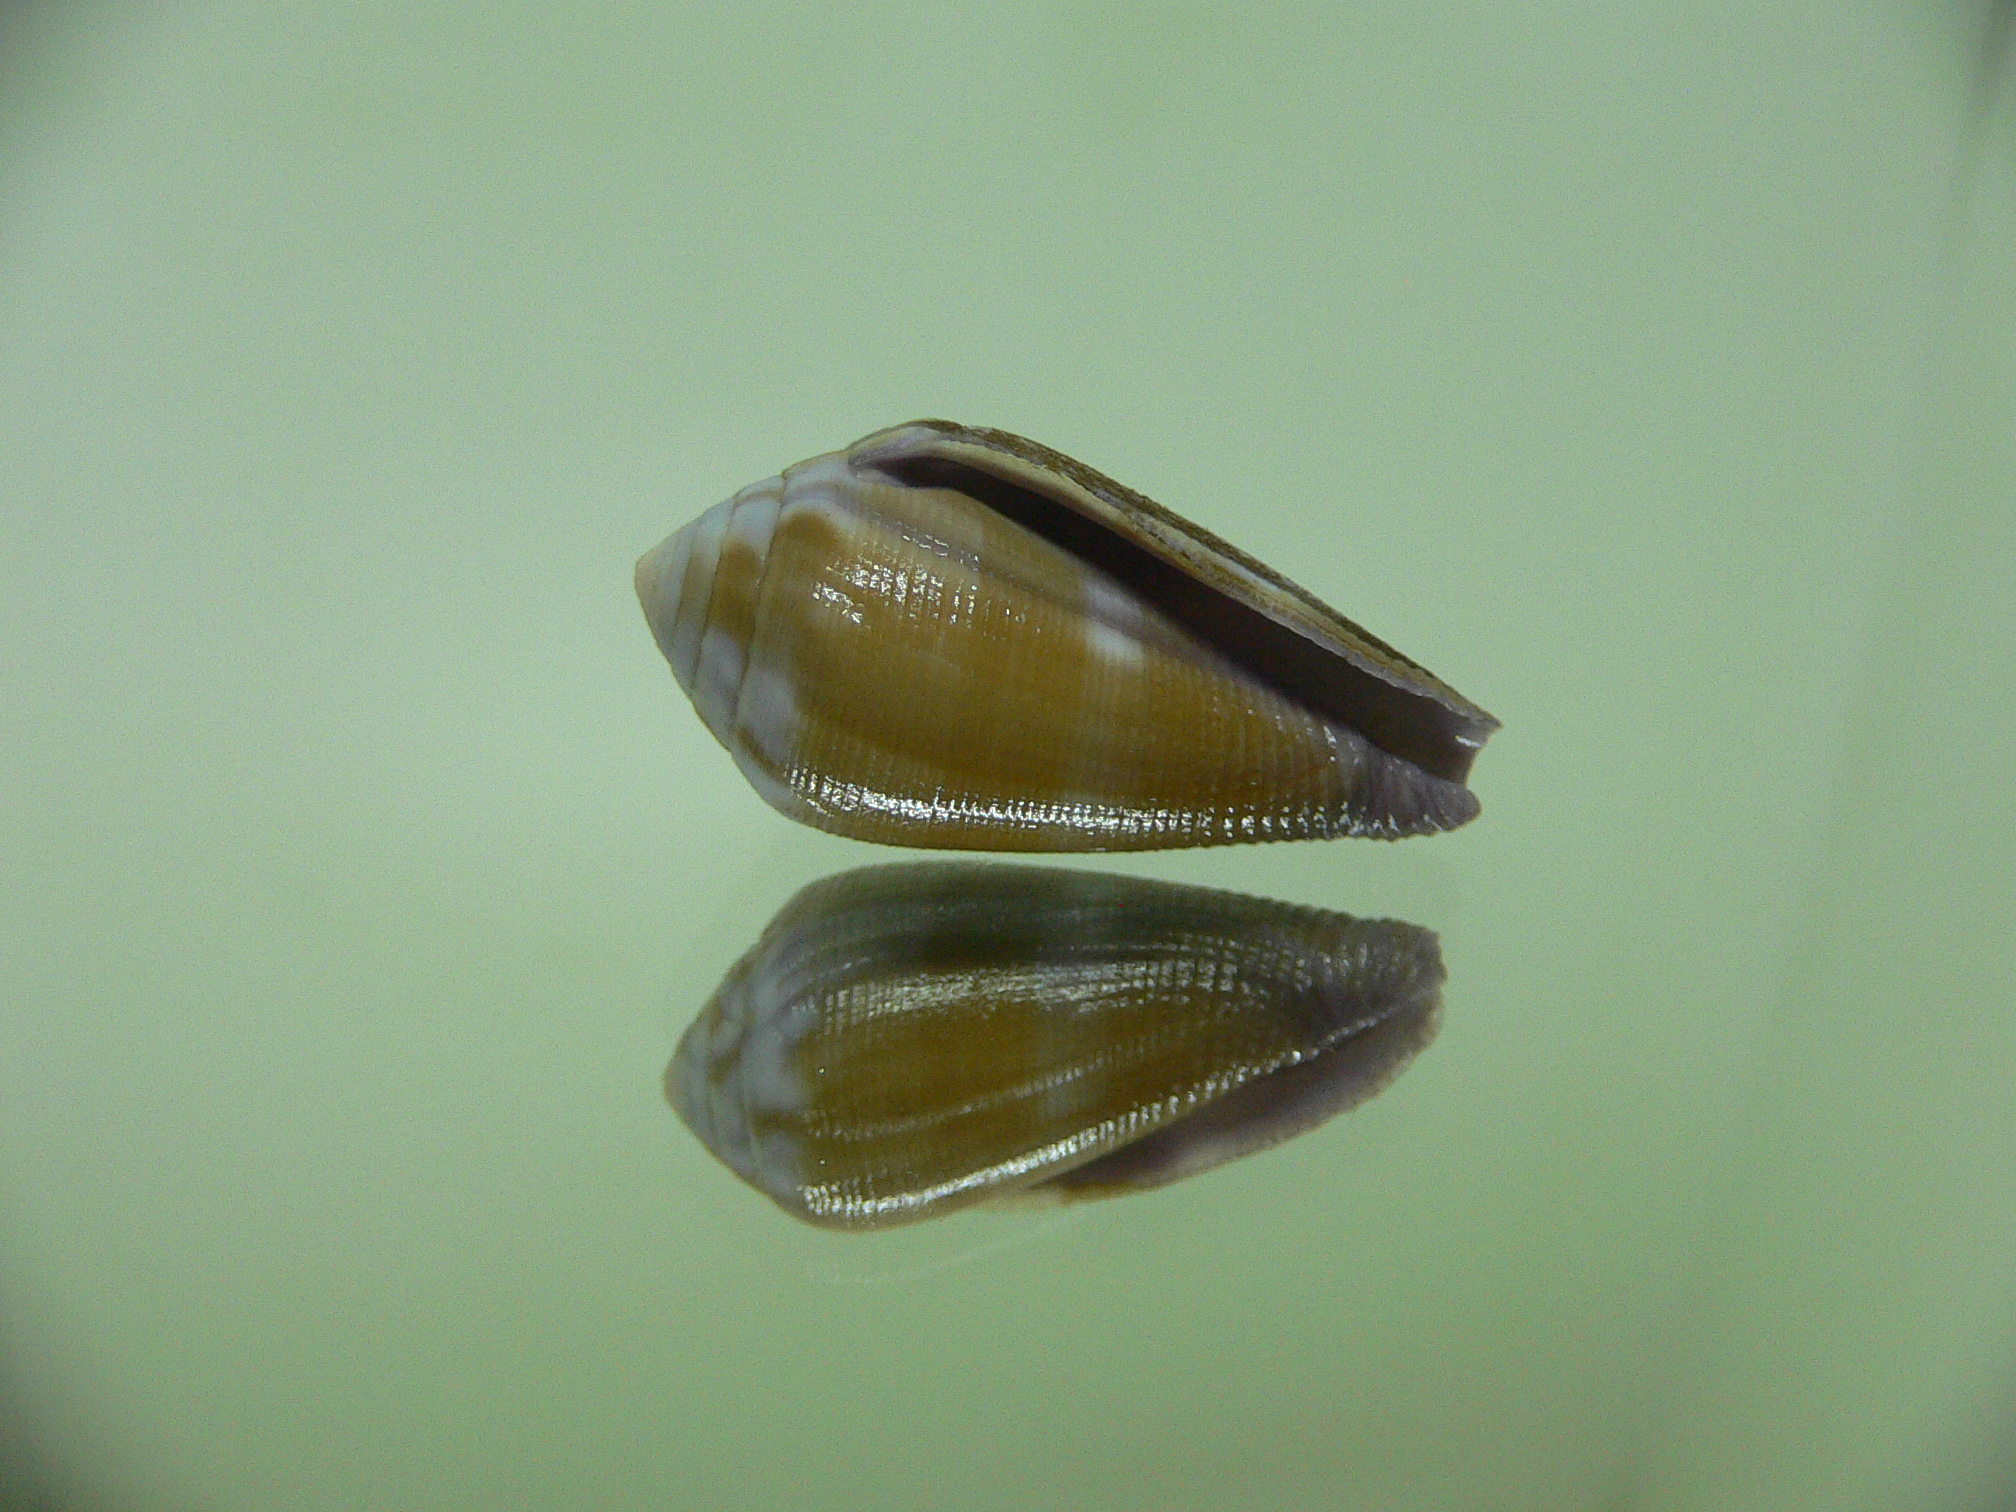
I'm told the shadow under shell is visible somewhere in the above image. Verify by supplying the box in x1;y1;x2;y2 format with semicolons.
667;862;1445;1230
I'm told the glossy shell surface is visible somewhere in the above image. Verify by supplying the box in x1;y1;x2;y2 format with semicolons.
636;420;1497;851
667;863;1444;1230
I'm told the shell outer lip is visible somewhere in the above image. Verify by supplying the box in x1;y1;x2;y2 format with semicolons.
845;420;1498;787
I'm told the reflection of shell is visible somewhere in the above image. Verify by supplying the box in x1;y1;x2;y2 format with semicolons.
635;420;1497;850
667;863;1444;1229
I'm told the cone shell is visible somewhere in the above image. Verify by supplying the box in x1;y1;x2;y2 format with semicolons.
667;863;1444;1230
636;420;1498;851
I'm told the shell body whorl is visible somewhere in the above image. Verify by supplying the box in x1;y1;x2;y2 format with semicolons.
636;422;1498;851
667;863;1445;1229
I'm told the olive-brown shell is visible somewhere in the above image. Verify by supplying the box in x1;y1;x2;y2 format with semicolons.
635;421;1497;850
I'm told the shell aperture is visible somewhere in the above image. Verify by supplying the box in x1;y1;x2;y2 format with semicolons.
666;863;1445;1230
636;421;1498;851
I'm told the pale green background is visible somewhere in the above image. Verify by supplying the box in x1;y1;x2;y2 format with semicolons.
3;4;2014;1509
